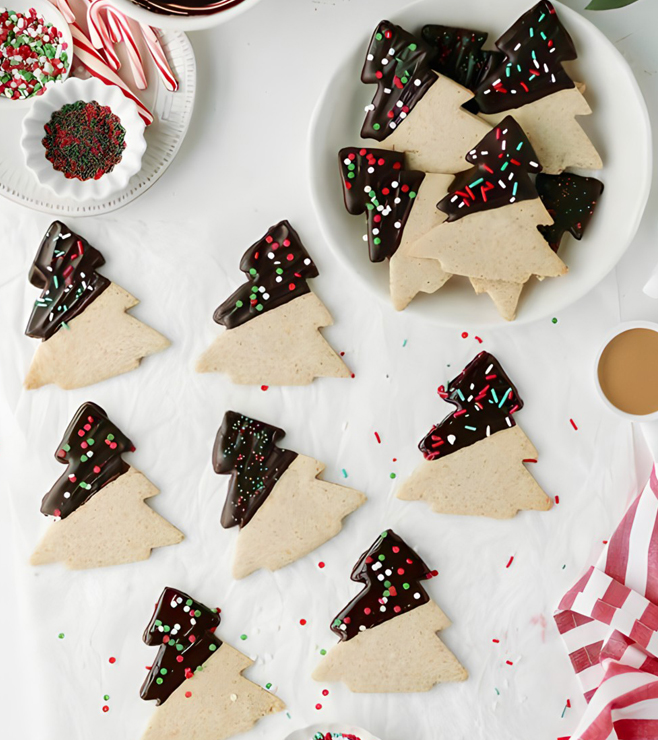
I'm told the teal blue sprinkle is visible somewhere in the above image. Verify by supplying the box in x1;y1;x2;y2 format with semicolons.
470;177;484;188
498;388;512;408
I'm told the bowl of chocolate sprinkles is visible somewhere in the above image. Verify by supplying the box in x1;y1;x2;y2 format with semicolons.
21;76;147;202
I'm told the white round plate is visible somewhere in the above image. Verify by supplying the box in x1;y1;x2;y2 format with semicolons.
22;77;146;201
0;0;73;108
308;0;652;327
284;724;381;740
0;28;195;215
110;0;261;31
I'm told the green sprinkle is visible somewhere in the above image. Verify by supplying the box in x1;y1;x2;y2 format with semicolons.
156;678;163;685
249;268;257;276
378;554;385;561
235;300;243;308
403;583;410;590
209;643;217;652
408;43;417;51
265;682;272;689
409;191;417;199
552;317;558;324
495;687;500;696
373;123;380;131
58;633;65;639
240;634;247;641
103;695;109;701
107;434;114;441
390;473;396;479
320;649;327;655
376;32;383;40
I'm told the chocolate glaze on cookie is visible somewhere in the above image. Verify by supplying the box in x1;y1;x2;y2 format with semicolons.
338;147;424;262
330;529;437;642
26;221;110;341
40;402;134;520
536;173;604;252
422;24;504;92
213;221;318;330
213;411;298;529
473;0;576;115
420;352;522;462
338;147;405;215
140;587;222;705
438;117;541;222
361;21;436;142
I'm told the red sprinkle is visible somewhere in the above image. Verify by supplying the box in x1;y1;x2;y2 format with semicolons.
102;706;109;713
322;689;329;696
475;336;483;344
300;619;307;626
570;419;578;431
374;431;381;444
461;331;469;339
492;638;500;643
315;703;322;710
506;660;514;666
185;691;192;698
555;495;560;504
108;657;116;664
318;562;325;569
522;458;538;463
506;556;514;569
261;385;268;391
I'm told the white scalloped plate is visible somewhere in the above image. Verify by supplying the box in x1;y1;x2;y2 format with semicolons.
308;0;652;327
0;28;195;215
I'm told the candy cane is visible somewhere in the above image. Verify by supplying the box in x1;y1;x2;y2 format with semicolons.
87;0;121;71
70;22;153;125
51;0;75;24
88;0;148;89
106;7;147;89
140;25;178;92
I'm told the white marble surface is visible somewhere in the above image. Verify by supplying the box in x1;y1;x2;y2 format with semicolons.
1;0;657;738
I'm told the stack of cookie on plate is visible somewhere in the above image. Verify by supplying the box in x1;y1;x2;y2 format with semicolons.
339;0;604;320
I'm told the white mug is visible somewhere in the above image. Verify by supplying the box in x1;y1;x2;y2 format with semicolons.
594;320;658;459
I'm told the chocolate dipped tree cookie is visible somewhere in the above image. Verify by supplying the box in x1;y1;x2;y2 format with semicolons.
313;529;467;692
360;20;489;174
140;587;284;740
197;221;350;385
398;352;551;518
24;221;169;390
214;411;365;579
31;402;183;569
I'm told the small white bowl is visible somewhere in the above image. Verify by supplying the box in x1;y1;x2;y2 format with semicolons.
0;0;73;108
21;77;147;202
284;725;382;740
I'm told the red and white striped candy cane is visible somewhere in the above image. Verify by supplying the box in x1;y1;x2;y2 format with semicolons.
105;6;147;90
71;22;154;125
140;25;178;92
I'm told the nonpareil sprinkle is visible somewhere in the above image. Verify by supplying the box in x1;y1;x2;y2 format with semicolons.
0;7;69;100
42;100;126;181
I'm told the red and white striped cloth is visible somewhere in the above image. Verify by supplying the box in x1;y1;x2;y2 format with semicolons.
555;467;658;739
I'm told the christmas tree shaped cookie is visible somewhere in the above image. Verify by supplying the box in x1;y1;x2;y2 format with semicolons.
398;352;551;518
312;529;467;692
360;20;489;174
31;402;183;569
536;172;604;251
339;146;453;310
473;0;602;174
140;587;284;740
25;221;169;390
412;117;567;320
197;221;349;385
214;411;365;579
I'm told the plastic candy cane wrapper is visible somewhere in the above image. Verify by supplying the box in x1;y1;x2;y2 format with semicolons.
555;467;658;739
